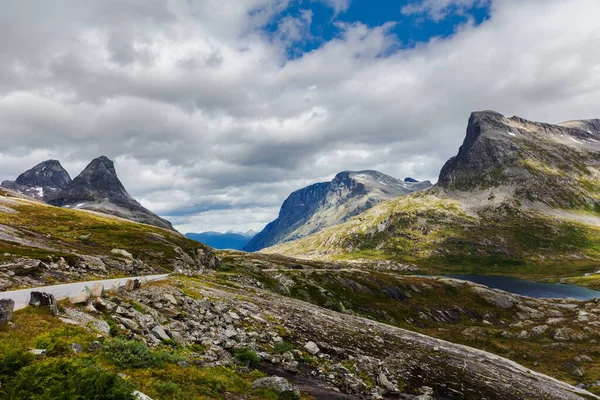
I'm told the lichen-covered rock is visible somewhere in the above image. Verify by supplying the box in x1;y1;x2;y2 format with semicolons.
0;298;15;327
251;377;300;400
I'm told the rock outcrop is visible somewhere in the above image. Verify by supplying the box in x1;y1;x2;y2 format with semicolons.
245;171;431;251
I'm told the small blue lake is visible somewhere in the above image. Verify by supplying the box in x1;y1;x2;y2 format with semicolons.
444;274;600;300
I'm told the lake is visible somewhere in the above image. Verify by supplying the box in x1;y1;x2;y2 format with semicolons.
444;274;600;300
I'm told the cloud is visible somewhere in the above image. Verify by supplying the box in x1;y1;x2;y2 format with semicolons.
402;0;490;21
319;0;352;15
1;0;599;233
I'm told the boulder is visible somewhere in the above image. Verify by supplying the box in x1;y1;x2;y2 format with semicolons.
70;287;92;304
377;372;399;393
91;283;104;298
29;292;58;316
304;341;320;355
471;286;517;309
251;377;300;400
125;279;141;291
0;298;15;327
151;325;170;341
111;248;133;260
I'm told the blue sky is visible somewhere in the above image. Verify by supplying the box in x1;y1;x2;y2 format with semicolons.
266;0;491;58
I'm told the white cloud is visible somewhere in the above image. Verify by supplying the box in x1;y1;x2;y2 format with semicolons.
402;0;490;21
1;0;600;233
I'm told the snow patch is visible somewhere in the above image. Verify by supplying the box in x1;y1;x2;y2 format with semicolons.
33;187;44;197
507;132;516;137
570;137;583;144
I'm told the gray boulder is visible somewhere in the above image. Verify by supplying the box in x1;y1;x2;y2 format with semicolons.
251;376;300;400
29;292;58;315
0;298;15;327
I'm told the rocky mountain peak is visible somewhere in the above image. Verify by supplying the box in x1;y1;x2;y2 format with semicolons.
1;159;71;201
244;170;432;252
68;155;129;199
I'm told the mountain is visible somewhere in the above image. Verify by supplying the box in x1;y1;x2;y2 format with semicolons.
1;160;72;201
3;156;174;231
244;170;432;252
186;230;256;250
47;156;174;230
264;111;600;277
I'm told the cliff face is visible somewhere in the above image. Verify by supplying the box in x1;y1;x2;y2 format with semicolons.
244;171;431;251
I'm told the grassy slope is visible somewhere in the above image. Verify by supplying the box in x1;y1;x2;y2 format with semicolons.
0;188;207;273
264;191;600;281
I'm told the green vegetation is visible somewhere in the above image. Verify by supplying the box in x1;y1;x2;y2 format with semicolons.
0;307;282;400
234;347;261;368
0;188;206;272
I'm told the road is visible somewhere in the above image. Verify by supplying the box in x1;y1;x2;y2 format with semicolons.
0;274;169;310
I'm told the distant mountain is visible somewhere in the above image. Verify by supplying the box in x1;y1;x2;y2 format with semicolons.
3;156;174;231
244;170;432;252
186;231;256;250
1;160;72;201
265;111;600;274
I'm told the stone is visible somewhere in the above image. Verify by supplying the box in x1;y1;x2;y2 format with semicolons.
124;279;141;291
30;349;47;356
304;341;320;355
94;297;114;313
574;355;594;363
91;282;104;298
111;248;133;260
87;341;103;352
161;307;181;319
377;372;399;393
471;286;517;309
133;391;154;400
151;325;170;341
552;327;586;342
71;343;83;354
70;287;92;304
0;298;15;327
530;325;549;336
571;366;586;377
29;292;58;316
251;377;300;400
163;293;178;306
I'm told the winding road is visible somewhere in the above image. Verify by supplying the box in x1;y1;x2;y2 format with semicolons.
0;274;169;310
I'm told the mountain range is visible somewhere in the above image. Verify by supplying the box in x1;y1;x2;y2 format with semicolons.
244;171;431;252
1;156;174;230
264;111;600;277
185;230;256;250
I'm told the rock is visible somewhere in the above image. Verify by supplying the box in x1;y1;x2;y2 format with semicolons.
251;377;300;400
29;349;47;356
161;307;181;319
71;343;83;354
125;279;141;291
151;325;170;341
377;372;399;393
133;391;154;400
0;298;14;327
530;325;549;336
87;341;103;352
304;341;320;355
163;293;178;306
571;366;586;377
111;248;133;260
29;292;58;316
471;286;517;309
552;327;587;342
94;297;114;313
70;287;92;304
574;355;594;363
91;283;104;298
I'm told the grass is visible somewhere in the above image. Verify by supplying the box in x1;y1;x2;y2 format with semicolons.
0;307;287;400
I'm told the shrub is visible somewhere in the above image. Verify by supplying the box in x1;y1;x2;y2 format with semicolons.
104;339;161;368
234;348;260;368
34;326;91;356
153;380;182;398
272;341;294;354
5;358;135;399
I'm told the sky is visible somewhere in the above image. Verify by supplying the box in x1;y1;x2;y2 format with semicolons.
1;0;600;234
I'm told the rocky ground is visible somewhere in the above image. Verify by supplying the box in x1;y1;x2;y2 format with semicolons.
3;270;597;400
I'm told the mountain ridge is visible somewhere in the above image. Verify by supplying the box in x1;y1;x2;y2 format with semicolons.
244;170;431;252
2;156;175;231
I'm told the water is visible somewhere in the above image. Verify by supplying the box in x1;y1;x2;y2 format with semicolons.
444;274;600;300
